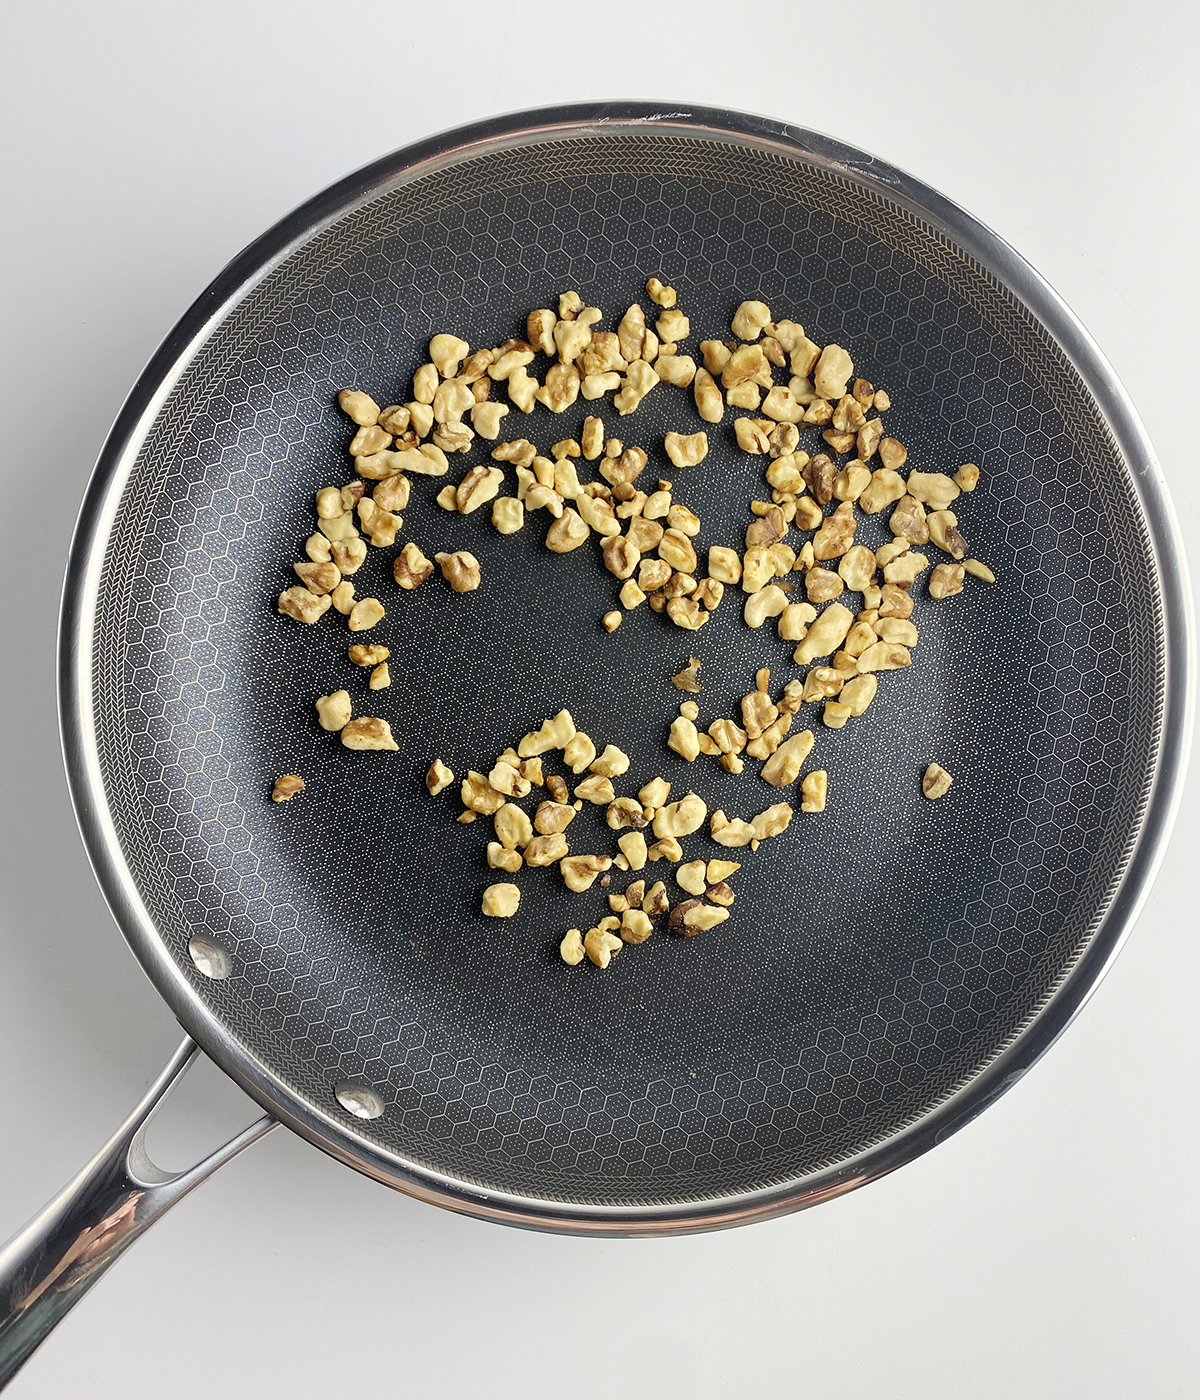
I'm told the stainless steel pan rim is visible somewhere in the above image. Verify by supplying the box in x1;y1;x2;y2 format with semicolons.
58;101;1195;1236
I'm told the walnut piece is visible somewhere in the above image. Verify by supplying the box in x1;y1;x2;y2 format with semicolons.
434;551;481;592
271;774;305;803
922;762;954;800
340;717;399;751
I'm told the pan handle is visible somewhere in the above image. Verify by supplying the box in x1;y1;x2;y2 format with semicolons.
0;1037;275;1389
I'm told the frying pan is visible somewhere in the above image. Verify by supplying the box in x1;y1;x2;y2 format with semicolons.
0;102;1191;1385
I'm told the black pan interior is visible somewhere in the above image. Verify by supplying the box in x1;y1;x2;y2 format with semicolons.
89;128;1161;1208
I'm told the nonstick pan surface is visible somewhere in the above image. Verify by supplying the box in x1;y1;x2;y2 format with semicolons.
60;103;1192;1233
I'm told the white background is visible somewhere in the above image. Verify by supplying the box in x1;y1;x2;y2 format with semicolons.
2;2;1198;1396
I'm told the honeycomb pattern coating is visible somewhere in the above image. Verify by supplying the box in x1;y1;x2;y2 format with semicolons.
91;133;1161;1207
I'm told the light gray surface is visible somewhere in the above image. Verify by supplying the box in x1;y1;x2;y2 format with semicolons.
1;1;1196;1396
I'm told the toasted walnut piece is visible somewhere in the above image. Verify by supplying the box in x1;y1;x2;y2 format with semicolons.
822;429;857;455
377;403;411;436
487;762;531;801
831;394;867;435
418;758;454;797
615;905;651;944
795;452;832;506
611;360;656;416
379;550;428;601
904;471;959;511
875;618;919;648
305;533;333;564
692;368;724;423
347;598;385;632
611;831;644;874
493;803;533;852
665;597;708;630
961;559;994;585
753;729;812;787
745;506;785;549
344;646;385;672
653;307;688;341
770;601;812;644
926;562;965;599
731;417;769;455
657;431;707;471
728;299;769;340
788;498;819;533
487;843;523;874
480;882;520;918
652;356;695;390
954;462;980;493
482;496;522;538
856;642;912;673
811;501;856;562
466;398;508;443
675;861;708;896
461;771;506;816
830;675;874;719
570;417;602;465
739;584;786;630
645;835;682;864
824;701;851;729
642;276;675;308
491;439;537;470
594;533;638;582
575;493;620;538
634;775;670;813
363;660;390;690
536;506;588;556
436;485;459;511
339;389;381;426
348;423;392;457
557;731;595;775
631;881;665;918
792;602;854;665
709;812;754;848
739;546;772;595
613;302;645;360
665;716;699;763
370;475;410;516
737;690;775;742
698;545;740;587
558;928;586;966
802;664;847;701
620;516;656;554
560;854;612;894
338;716;398;752
883;551;929;587
268;772;305;805
292;561;340;597
519;833;567;870
854;469;904;516
831;461;870;504
650;792;706;840
362;504;403;548
804;568;842;606
571;776;614;808
750;801;793;841
860;591;902;629
834;545;874;594
810;343;851;399
841;622;878;658
799;770;827;813
587;744;628;780
654;528;695;575
923;762;954;801
887;493;928;545
328;584;355;619
583;927;623;969
534;801;576;836
430;551;479;593
606;797;648;832
722;343;771;390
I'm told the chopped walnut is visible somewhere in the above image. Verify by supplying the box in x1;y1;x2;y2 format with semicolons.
963;558;995;583
929;563;967;598
433;551;481;593
525;833;570;867
668;716;701;761
856;642;912;672
906;471;960;510
692;368;724;423
339;389;381;426
562;854;613;893
743;584;789;629
481;883;520;918
709;811;755;847
584;927;623;968
858;469;907;515
393;544;434;590
487;843;523;874
278;587;333;625
340;717;399;751
793;602;854;664
922;762;954;800
800;770;827;813
271;774;305;802
760;730;816;787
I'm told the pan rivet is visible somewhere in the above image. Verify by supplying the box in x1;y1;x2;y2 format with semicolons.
188;936;232;980
335;1084;385;1120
